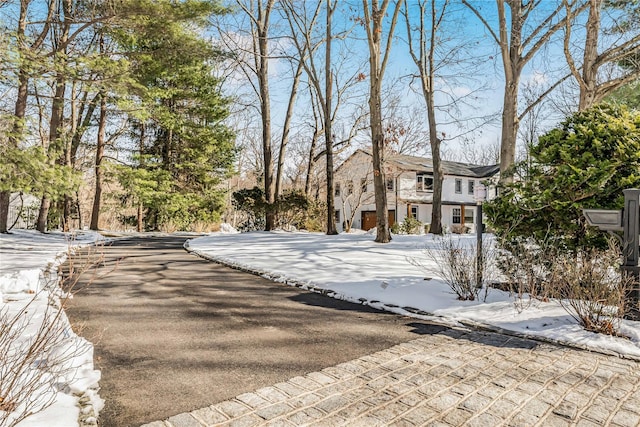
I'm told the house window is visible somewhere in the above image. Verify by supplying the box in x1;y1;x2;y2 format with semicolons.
335;210;340;223
386;178;394;191
347;181;354;195
455;179;462;194
464;209;474;224
468;180;475;195
334;183;341;197
411;205;418;219
416;173;433;192
452;208;461;224
361;178;368;192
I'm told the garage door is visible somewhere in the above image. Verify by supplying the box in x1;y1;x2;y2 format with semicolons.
361;210;395;231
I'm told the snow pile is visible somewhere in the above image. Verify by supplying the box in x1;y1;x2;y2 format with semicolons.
218;223;239;234
187;231;640;360
0;230;104;427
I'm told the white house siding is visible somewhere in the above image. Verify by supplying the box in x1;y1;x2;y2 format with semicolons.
334;150;497;233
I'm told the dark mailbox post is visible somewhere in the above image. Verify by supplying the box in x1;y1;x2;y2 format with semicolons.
584;188;640;320
622;189;640;319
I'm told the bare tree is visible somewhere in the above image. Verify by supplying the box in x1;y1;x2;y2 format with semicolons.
381;98;428;156
462;0;585;182
227;0;278;230
564;0;640;110
362;0;404;243
337;165;375;232
283;0;366;234
403;0;447;234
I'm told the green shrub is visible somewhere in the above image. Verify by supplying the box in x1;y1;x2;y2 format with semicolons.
400;216;423;234
485;103;640;251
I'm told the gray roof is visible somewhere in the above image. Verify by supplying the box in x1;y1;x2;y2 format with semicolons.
346;150;499;178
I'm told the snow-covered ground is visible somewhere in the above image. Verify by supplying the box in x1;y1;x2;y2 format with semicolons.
187;230;640;360
0;230;104;427
2;228;638;425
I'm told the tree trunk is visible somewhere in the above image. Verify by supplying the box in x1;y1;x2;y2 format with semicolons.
76;192;83;230
37;73;66;232
579;0;600;110
2;0;55;232
364;0;399;243
275;61;303;199
36;196;50;232
0;4;29;233
137;122;145;232
304;132;319;198
325;1;338;235
37;0;70;232
256;0;276;231
63;196;71;231
370;83;391;243
428;123;443;235
500;79;519;183
90;93;107;230
0;192;9;233
137;202;143;232
423;0;443;235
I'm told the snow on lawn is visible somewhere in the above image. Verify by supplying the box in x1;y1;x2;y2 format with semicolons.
0;229;104;427
187;230;640;360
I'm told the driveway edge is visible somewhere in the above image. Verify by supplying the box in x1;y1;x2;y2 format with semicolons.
183;240;640;363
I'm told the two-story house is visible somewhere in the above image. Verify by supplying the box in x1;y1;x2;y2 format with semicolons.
334;150;500;233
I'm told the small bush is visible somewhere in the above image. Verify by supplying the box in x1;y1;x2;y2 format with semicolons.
495;236;558;312
401;217;423;234
232;187;311;231
450;224;469;234
495;234;633;335
392;217;422;235
551;242;632;336
414;236;494;301
190;221;219;233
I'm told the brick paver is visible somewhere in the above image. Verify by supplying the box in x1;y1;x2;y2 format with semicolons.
141;327;640;427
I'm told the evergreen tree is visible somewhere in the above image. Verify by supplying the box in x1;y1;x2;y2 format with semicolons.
111;0;235;231
485;103;640;251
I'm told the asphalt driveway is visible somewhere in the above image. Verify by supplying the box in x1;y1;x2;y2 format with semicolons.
65;236;433;427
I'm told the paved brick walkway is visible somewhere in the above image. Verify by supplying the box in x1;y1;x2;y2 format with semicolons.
141;327;640;427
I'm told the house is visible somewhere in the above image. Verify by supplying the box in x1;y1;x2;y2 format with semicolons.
334;150;500;233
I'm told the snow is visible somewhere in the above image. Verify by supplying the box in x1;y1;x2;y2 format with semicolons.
0;229;105;427
187;230;640;360
2;226;638;425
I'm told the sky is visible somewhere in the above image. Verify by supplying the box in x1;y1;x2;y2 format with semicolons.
214;0;583;168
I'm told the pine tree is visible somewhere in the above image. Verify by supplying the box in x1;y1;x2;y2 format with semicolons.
485;103;640;250
111;0;235;231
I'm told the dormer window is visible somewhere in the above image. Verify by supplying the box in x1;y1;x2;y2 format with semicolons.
416;173;433;192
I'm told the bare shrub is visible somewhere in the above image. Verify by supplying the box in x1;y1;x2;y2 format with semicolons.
414;236;494;301
0;244;104;427
551;242;631;336
190;221;220;233
450;224;469;234
159;220;179;233
495;237;558;312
